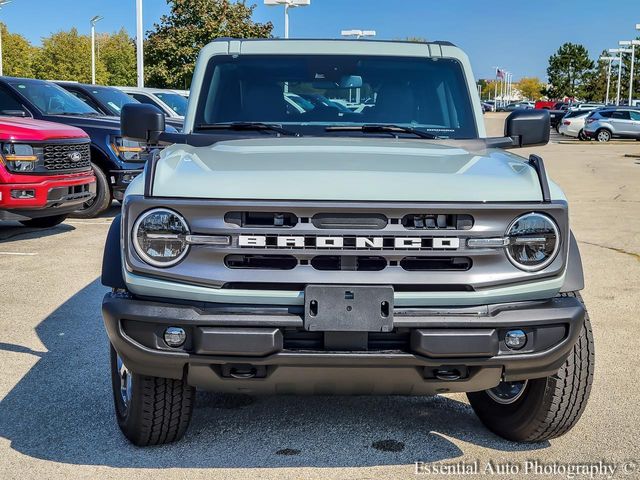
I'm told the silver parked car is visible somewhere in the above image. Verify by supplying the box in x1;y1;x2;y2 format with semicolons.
583;107;640;142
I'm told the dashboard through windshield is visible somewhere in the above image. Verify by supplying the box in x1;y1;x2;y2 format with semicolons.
9;80;99;116
194;54;477;139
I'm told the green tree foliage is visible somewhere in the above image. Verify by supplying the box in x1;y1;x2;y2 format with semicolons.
581;50;614;103
33;28;109;84
545;42;594;99
99;29;137;86
517;77;543;100
1;23;37;77
144;0;273;89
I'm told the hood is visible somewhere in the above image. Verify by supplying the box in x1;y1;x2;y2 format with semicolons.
148;137;563;202
43;114;122;133
0;115;88;141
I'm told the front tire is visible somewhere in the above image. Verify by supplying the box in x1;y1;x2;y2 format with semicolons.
578;129;588;141
71;164;111;218
110;345;195;446
467;292;594;442
19;214;67;228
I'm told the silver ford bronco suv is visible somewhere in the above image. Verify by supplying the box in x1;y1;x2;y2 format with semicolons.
101;39;594;446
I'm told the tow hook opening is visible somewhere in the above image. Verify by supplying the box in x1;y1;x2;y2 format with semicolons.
221;364;267;379
424;365;469;381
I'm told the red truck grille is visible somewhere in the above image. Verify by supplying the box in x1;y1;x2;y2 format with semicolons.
43;142;91;172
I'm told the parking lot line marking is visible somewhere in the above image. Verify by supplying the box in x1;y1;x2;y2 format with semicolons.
0;251;38;256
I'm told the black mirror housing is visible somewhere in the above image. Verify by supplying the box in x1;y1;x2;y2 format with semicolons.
121;103;166;143
505;109;550;147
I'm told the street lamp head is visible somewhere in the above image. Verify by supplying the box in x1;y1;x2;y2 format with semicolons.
90;15;104;25
264;0;310;6
619;40;632;46
341;29;376;38
0;0;12;8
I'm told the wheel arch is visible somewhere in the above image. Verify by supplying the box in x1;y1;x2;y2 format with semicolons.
102;214;126;289
560;231;584;292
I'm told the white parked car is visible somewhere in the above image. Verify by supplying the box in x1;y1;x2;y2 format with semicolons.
116;86;188;120
569;103;603;112
558;110;590;140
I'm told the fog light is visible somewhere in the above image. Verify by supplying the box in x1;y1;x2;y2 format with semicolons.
164;327;186;347
505;329;527;350
10;189;35;199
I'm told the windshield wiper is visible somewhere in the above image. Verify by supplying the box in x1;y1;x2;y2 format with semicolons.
325;124;441;139
196;122;300;136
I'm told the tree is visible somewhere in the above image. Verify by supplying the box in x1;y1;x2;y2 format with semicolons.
517;77;543;100
581;50;613;103
99;29;137;86
479;79;497;100
0;23;37;78
545;43;594;99
144;0;273;89
33;28;108;84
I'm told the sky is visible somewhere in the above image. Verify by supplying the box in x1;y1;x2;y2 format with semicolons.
0;0;638;81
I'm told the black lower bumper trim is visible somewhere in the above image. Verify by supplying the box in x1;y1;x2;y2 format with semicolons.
102;293;585;393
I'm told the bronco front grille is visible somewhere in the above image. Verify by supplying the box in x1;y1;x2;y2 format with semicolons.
43;142;91;172
124;198;570;292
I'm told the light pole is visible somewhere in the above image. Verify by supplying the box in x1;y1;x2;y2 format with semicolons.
136;0;144;87
610;48;632;105
341;29;376;39
0;0;12;77
599;56;616;105
264;0;310;39
619;40;640;105
90;15;103;85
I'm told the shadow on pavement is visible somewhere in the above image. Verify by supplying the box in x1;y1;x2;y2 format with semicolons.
0;279;549;468
0;222;75;244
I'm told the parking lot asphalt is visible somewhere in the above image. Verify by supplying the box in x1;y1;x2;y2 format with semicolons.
1;113;639;480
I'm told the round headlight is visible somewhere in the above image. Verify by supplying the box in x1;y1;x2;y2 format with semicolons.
506;213;560;271
133;208;190;267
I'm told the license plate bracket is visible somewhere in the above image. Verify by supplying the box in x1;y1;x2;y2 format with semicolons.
304;285;394;332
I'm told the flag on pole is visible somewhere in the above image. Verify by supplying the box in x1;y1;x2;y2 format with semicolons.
496;68;505;80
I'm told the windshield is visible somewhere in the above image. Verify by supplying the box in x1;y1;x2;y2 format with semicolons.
155;92;188;116
89;86;138;115
194;55;477;139
10;81;98;115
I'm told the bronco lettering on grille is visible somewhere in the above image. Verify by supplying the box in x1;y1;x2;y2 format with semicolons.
238;235;460;250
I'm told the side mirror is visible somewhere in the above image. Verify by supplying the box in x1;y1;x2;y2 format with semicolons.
1;109;29;117
505;109;550;147
121;103;165;143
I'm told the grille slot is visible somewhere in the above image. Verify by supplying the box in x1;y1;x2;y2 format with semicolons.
282;329;411;352
311;213;388;229
400;256;472;271
225;254;297;270
225;212;297;228
402;213;473;230
43;142;91;172
311;255;387;271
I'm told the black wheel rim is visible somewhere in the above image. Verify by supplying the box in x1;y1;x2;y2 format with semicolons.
486;380;528;405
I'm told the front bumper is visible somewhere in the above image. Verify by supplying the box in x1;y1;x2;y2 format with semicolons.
103;292;585;395
0;174;96;220
109;169;143;201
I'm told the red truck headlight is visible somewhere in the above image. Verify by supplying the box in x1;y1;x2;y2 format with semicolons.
0;143;39;172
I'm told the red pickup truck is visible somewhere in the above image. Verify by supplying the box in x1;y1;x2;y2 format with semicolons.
0;117;96;227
